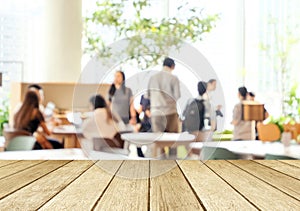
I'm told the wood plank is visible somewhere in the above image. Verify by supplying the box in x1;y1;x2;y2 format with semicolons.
39;161;123;210
279;160;300;168
254;160;300;180
94;161;149;211
0;160;20;168
0;160;69;200
177;160;257;210
229;160;300;200
206;161;300;210
0;161;94;210
150;160;203;211
0;160;46;180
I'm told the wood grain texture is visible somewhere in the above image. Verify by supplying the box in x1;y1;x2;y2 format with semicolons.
150;160;203;211
0;160;20;168
229;160;300;200
0;160;94;210
94;161;149;211
0;160;70;200
177;160;257;211
279;160;300;168
254;160;300;180
0;160;298;210
39;161;123;210
0;160;45;180
206;160;300;210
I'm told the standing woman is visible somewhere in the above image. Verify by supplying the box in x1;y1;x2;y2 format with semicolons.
14;91;62;149
108;71;136;125
231;86;252;140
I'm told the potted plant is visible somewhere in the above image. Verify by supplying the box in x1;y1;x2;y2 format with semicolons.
267;83;300;142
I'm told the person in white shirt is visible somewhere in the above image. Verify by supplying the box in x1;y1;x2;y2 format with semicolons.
206;79;223;117
82;95;125;149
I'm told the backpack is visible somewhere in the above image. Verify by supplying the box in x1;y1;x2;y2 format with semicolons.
182;99;205;132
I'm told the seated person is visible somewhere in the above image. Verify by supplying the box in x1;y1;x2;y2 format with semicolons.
82;95;125;149
136;94;151;132
14;84;45;115
13;84;59;126
13;91;63;149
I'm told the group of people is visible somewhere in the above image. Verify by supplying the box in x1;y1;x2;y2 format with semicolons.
13;85;63;149
231;86;269;140
10;57;267;156
81;57;223;157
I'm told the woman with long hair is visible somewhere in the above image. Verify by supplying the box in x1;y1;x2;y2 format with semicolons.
82;94;125;149
108;71;136;125
14;90;62;149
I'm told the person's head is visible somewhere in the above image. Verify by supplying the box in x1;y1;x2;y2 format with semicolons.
207;79;217;91
247;92;255;101
28;84;44;104
238;86;248;100
89;95;107;110
197;81;207;96
89;94;113;122
163;57;175;70
114;71;125;86
14;90;40;129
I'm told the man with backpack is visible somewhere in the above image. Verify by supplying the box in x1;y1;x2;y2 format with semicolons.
182;81;216;141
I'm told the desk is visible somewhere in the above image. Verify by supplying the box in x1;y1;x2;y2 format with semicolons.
51;125;82;148
121;132;195;158
0;160;299;209
190;140;300;159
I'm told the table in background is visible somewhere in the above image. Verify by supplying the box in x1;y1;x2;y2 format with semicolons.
190;140;300;159
121;132;195;158
0;148;134;160
51;125;82;148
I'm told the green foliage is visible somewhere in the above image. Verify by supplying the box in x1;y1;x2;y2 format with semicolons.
0;98;9;136
266;115;290;133
284;82;300;121
84;0;219;69
267;83;300;131
260;17;300;115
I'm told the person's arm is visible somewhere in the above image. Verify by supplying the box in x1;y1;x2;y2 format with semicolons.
34;132;53;149
172;77;181;100
40;121;51;136
129;96;136;124
137;96;144;114
36;110;51;136
264;107;269;120
231;104;241;126
209;103;217;131
210;120;217;131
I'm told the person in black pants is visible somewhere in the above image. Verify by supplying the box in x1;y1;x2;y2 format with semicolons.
135;95;152;157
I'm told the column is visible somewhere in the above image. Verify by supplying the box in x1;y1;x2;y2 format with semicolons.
40;0;82;82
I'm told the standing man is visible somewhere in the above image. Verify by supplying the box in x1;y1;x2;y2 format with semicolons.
206;79;223;117
147;57;181;156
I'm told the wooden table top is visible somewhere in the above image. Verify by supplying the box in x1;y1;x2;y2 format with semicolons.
0;160;299;210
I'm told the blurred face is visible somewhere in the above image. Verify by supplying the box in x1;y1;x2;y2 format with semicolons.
114;72;124;85
170;64;175;71
211;81;217;90
207;81;216;91
247;94;255;101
